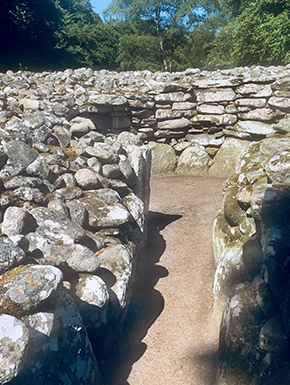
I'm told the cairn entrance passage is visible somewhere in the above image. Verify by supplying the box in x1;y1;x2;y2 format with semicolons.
101;175;224;385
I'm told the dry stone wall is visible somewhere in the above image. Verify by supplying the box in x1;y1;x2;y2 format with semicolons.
2;65;290;180
213;138;290;385
0;68;151;385
1;65;290;384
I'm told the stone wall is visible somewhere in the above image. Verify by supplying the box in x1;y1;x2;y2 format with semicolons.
0;69;151;384
213;141;290;384
2;65;290;180
1;65;290;384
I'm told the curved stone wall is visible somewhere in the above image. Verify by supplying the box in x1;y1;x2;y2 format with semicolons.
213;137;290;384
0;69;151;384
1;65;290;383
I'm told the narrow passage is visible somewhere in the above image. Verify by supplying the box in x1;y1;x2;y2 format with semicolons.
101;176;224;385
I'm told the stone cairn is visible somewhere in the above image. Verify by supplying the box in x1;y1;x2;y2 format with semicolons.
1;65;290;384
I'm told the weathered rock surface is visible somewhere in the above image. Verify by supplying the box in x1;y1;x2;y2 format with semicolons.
0;314;30;384
213;135;290;384
148;142;176;176
75;275;109;338
0;265;63;317
208;138;249;178
177;144;210;175
0;237;26;274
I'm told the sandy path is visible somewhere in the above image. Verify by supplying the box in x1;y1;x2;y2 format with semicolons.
101;176;224;385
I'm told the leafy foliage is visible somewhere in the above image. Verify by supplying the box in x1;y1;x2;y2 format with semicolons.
0;0;63;70
207;0;290;69
1;0;290;72
55;5;119;69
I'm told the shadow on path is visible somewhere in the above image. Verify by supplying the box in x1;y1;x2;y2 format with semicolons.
187;344;219;384
99;211;182;385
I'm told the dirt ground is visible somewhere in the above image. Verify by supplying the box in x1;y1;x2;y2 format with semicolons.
100;176;225;385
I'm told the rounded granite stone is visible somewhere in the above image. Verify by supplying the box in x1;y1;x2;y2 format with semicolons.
0;265;63;317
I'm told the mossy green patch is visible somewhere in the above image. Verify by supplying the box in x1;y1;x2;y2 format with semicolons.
0;265;29;287
1;295;28;318
47;145;79;162
224;184;247;226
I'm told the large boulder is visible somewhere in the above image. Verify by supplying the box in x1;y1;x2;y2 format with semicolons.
0;314;30;384
176;144;210;175
148;142;176;176
20;289;102;385
208;138;250;178
216;282;266;385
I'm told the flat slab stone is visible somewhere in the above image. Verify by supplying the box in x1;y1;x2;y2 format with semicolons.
154;92;192;103
187;134;225;147
157;117;190;130
193;77;241;88
233;120;275;136
89;93;127;106
235;98;267;108
195;88;236;103
236;84;272;97
197;104;225;114
191;114;237;126
238;108;275;121
268;96;290;110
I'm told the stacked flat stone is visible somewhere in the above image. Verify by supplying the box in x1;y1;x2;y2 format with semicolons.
2;65;290;180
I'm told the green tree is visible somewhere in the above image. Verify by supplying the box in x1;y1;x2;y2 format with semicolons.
173;20;217;70
104;0;200;71
0;0;120;71
0;0;63;71
206;0;290;69
55;4;119;69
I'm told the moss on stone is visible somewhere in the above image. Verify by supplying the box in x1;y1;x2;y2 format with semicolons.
224;184;247;227
47;145;79;162
75;273;94;297
0;265;29;287
1;295;28;318
0;265;32;318
218;282;266;385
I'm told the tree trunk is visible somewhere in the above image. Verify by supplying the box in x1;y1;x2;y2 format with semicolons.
159;38;168;71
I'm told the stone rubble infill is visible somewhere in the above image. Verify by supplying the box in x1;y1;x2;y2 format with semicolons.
0;67;152;385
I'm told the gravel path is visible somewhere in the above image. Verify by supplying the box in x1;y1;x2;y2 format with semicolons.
101;176;224;385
